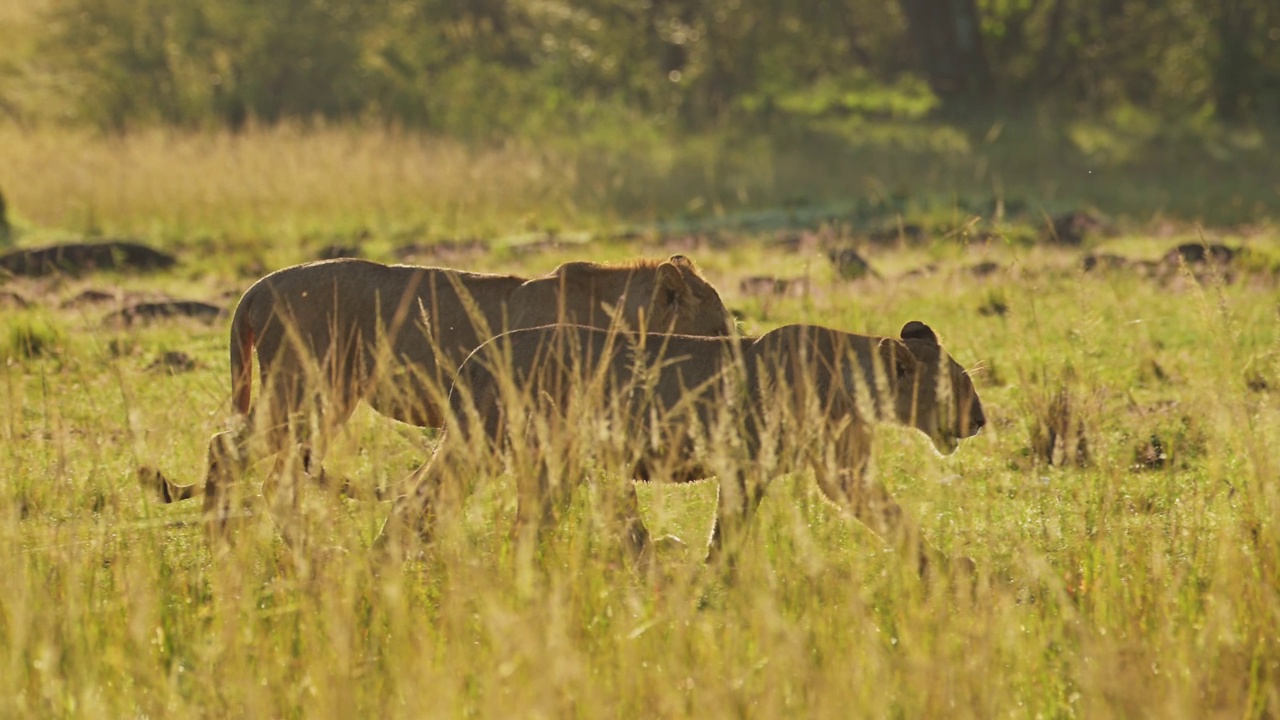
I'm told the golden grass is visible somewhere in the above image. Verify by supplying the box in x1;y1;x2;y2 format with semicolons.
1;229;1278;717
0;121;1278;717
0;124;587;242
3;119;1277;260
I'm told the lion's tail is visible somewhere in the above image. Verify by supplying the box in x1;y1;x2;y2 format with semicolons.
229;294;256;416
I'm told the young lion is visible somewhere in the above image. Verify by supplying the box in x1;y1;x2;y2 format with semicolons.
377;321;985;574
141;255;733;525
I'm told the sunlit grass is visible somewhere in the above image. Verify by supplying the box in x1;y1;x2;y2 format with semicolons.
2;119;1278;258
0;116;1276;719
0;124;593;245
0;222;1277;716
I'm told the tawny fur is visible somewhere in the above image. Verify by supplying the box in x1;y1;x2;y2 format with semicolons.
379;321;984;574
141;255;733;527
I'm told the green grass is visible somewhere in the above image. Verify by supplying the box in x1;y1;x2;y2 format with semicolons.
2;116;1278;256
0;127;1278;718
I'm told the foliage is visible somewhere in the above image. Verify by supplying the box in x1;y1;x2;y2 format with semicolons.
2;0;1276;132
2;314;63;361
2;117;1277;251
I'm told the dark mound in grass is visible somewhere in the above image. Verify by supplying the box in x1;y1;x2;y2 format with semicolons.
103;300;225;327
0;241;176;277
0;289;32;309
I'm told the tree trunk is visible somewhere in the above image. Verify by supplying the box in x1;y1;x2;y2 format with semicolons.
1214;0;1255;121
898;0;992;97
1037;0;1068;87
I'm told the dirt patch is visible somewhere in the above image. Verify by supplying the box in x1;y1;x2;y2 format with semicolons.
769;230;823;254
864;223;926;246
145;350;199;374
1161;242;1238;267
394;238;489;265
655;232;733;254
0;289;31;309
738;275;810;297
59;288;167;308
1082;253;1135;273
61;289;124;307
0;241;176;277
826;247;880;280
1044;210;1109;245
316;244;363;260
1083;242;1247;284
899;263;940;279
103;300;226;327
967;261;1002;278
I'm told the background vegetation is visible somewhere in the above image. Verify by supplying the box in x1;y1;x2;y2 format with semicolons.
0;0;1278;717
2;0;1278;237
5;0;1279;132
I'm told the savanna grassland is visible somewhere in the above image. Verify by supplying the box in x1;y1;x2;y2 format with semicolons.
1;123;1279;720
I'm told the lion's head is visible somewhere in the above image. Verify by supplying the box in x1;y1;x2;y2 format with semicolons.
506;254;732;335
644;255;734;336
514;254;734;337
889;321;985;455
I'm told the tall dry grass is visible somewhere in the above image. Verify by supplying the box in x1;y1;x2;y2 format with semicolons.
0;118;1278;716
1;226;1277;717
0;124;595;243
3;119;1278;259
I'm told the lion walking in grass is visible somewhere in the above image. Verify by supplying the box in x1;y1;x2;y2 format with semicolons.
140;255;734;533
378;321;985;575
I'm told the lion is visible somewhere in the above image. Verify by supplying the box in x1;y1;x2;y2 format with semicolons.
376;321;985;575
140;255;734;525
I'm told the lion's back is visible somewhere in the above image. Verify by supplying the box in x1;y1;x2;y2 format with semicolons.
449;326;737;444
507;257;732;336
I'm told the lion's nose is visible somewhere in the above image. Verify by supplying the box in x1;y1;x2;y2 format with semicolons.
959;402;985;436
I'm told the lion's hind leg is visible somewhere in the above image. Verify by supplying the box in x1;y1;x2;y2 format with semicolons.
609;480;653;564
373;441;460;558
136;424;251;508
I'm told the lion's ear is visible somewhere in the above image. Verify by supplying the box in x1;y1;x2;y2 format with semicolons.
901;321;938;344
657;261;691;308
667;254;694;269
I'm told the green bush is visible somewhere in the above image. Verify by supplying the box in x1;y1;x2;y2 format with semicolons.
3;315;62;361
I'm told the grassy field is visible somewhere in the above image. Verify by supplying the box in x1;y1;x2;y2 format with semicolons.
1;125;1278;718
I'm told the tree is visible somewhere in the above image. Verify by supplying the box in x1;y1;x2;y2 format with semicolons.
898;0;991;97
1213;0;1273;121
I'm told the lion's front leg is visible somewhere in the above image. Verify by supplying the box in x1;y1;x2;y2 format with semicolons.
705;469;767;570
596;478;652;570
510;456;556;561
614;481;651;561
808;421;947;575
817;462;969;578
203;429;250;535
259;451;311;549
374;449;449;557
509;442;592;568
